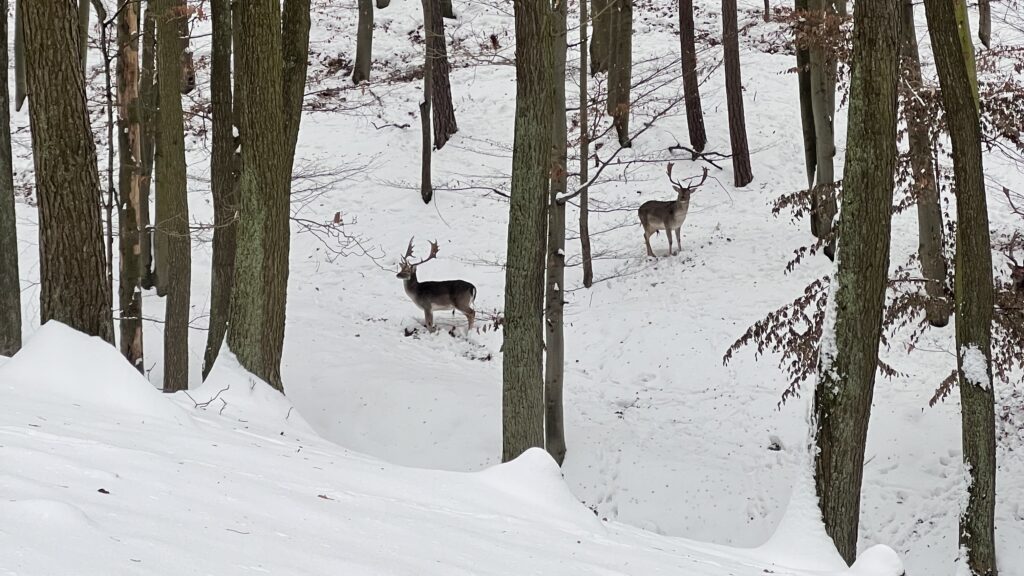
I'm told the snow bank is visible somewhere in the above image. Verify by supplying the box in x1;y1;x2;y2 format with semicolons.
0;321;187;423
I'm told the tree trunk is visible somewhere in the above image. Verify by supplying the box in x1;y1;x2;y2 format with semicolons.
23;0;114;343
139;5;157;290
13;0;26;111
117;0;144;371
978;0;990;48
281;0;311;168
579;0;594;288
808;0;836;257
78;0;90;73
813;0;900;564
545;0;568;467
0;0;21;357
441;0;455;18
425;0;458;149
607;0;631;147
420;0;434;203
763;0;770;21
923;2;996;574
503;0;553;463
229;0;294;393
679;0;707;153
352;0;373;84
900;0;948;328
203;0;239;380
155;0;192;392
795;0;816;188
722;0;752;187
589;0;609;74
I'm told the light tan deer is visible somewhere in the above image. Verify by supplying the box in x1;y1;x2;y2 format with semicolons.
397;238;477;330
638;164;708;257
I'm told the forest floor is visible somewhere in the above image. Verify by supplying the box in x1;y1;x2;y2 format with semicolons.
5;0;1024;574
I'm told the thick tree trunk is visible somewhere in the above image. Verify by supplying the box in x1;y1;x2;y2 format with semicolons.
579;0;594;288
229;0;295;393
978;0;990;48
425;0;458;149
900;0;948;328
813;0;900;564
282;0;311;168
23;0;114;343
545;0;568;467
808;0;836;257
117;0;144;371
139;5;157;290
923;2;996;574
0;0;21;357
352;0;373;84
203;0;239;380
420;0;434;203
13;0;26;111
722;0;752;187
795;0;816;188
155;0;192;392
607;0;631;147
679;0;707;153
503;0;553;463
441;0;455;18
589;0;609;74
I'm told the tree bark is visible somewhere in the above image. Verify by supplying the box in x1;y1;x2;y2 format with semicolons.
282;0;311;169
923;2;996;574
900;0;948;328
23;0;114;343
679;0;707;153
795;0;816;188
978;0;990;48
808;0;836;257
579;0;594;288
722;0;752;187
607;0;631;147
420;0;434;203
117;0;144;371
503;0;553;463
425;0;458;149
154;0;192;392
545;0;568;467
812;0;900;564
352;0;373;84
589;0;609;74
203;0;239;380
78;0;90;73
139;4;157;290
441;0;455;18
0;0;21;357
13;0;26;111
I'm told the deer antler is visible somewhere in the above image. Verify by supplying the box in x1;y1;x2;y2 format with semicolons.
666;163;709;192
402;238;440;267
402;237;416;265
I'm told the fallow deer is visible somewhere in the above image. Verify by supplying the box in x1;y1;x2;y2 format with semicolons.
1008;232;1024;294
397;238;477;331
637;164;708;257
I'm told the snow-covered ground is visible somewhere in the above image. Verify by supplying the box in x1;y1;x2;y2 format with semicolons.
4;0;1023;574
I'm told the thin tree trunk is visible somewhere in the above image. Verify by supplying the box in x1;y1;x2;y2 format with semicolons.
441;0;455;18
420;0;434;203
425;0;457;149
13;0;26;111
900;0;948;328
923;2;996;574
545;0;568;467
607;0;631;147
117;0;145;370
139;5;157;290
722;0;753;187
679;0;706;153
579;0;594;288
978;0;990;48
590;0;609;74
155;0;192;392
0;0;21;357
95;3;116;338
813;0;900;564
281;0;311;168
23;0;114;343
808;0;836;257
203;0;238;380
796;0;816;188
352;0;373;84
763;0;770;21
503;0;553;463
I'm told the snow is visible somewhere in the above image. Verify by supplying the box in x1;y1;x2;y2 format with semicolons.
959;345;990;390
4;0;1024;574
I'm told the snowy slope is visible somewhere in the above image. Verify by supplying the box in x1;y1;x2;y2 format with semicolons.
5;0;1023;574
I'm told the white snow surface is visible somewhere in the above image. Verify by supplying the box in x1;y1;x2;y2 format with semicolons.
959;345;991;390
5;0;1024;574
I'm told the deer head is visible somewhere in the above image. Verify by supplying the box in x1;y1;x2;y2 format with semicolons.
1009;232;1024;293
667;163;709;202
397;237;440;280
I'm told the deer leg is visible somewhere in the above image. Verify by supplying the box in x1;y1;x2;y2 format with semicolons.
424;308;434;331
643;228;655;257
465;308;475;331
675;228;682;252
666;227;673;255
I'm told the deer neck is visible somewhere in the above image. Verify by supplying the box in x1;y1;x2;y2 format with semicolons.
403;272;420;298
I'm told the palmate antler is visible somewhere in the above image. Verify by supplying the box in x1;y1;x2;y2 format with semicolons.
666;163;709;193
401;237;440;268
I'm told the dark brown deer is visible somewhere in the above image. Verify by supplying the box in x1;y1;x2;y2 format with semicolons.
637;164;708;257
1008;232;1024;294
397;238;477;330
